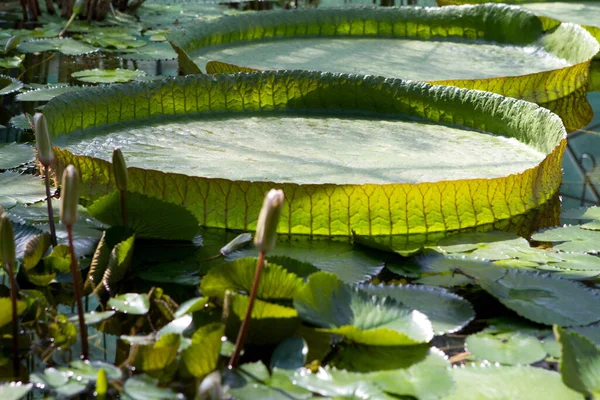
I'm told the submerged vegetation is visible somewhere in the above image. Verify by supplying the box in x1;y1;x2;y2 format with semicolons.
1;0;600;399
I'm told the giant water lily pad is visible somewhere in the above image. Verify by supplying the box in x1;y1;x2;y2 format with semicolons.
46;71;565;238
167;5;599;103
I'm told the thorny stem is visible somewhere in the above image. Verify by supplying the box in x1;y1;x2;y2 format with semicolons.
7;260;19;375
67;225;89;359
45;171;57;247
229;251;266;368
119;190;127;227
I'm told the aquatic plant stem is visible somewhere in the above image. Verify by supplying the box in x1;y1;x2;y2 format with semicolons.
229;251;266;368
67;224;89;359
7;260;19;374
44;171;57;247
120;190;127;227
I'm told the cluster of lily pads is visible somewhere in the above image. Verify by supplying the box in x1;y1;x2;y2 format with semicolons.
1;0;600;400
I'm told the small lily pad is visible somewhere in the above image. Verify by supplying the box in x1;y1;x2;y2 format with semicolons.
532;226;600;254
466;332;546;365
72;68;147;83
120;41;177;60
0;56;23;70
0;382;33;400
72;310;116;325
17;38;99;56
0;75;23;95
0;143;35;169
124;374;184;400
108;293;150;315
16;85;88;102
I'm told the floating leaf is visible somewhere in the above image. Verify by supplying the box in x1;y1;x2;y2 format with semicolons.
358;283;474;335
0;383;33;400
130;333;180;374
229;240;384;284
75;310;116;325
87;191;198;241
0;75;23;96
67;360;122;381
228;362;312;400
571;323;600;347
331;343;430;373
17;38;99;55
168;5;598;103
108;293;150;315
0;172;45;208
532;226;600;254
21;232;51;270
292;349;453;400
0;56;23;70
228;293;298;345
44;244;71;274
124;374;184;400
294;272;433;345
466;332;546;365
174;297;209;318
556;326;600;398
472;268;600;326
120;41;177;60
47;71;565;240
16;85;88;102
0;143;35;170
444;365;584;400
270;337;307;370
82;30;148;50
200;257;304;300
0;298;27;329
181;323;224;378
72;68;147;83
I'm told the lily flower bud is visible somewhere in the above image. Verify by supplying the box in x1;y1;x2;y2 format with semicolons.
112;148;128;192
220;233;252;257
96;368;108;400
0;213;16;265
253;189;284;253
4;36;19;54
60;165;80;226
196;371;223;400
34;113;54;167
73;0;85;15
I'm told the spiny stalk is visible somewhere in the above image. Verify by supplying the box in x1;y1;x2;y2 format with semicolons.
229;189;284;368
0;212;20;374
61;164;89;359
34;113;57;247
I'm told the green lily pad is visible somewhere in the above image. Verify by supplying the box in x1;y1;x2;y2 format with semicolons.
0;383;33;400
0;75;23;95
358;283;474;335
200;257;305;300
16;85;88;102
173;297;209;318
556;326;600;398
471;268;600;327
124;374;184;400
87;191;199;241
0;56;23;70
571;323;600;346
46;70;565;240
74;310;116;325
120;41;177;60
0;172;46;208
0;143;35;169
294;272;433;345
82;30;148;50
466;332;547;365
229;240;384;284
444;365;584;400
228;362;313;400
17;38;99;56
181;323;224;378
532;226;600;254
108;293;150;315
71;68;147;83
292;349;453;400
169;5;598;103
67;360;122;381
270;337;307;370
0;298;27;329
